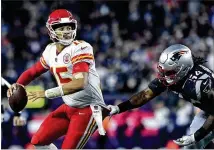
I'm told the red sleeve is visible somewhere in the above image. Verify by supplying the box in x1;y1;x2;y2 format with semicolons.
16;60;48;86
72;62;89;74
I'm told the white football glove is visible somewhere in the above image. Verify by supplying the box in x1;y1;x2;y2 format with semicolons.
173;134;195;146
107;105;120;115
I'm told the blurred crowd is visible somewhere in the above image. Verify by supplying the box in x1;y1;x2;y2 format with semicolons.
1;0;214;149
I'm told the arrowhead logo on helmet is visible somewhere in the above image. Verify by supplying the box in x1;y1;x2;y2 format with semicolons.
46;9;77;45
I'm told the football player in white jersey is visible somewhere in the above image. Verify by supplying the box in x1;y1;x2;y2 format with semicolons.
7;9;108;149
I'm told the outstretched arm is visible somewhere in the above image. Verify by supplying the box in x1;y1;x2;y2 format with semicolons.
108;87;160;115
108;78;166;115
117;87;158;113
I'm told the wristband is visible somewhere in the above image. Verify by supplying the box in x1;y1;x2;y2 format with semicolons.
194;127;210;142
45;86;64;99
118;100;137;113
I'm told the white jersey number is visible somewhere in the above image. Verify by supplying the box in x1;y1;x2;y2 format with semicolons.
51;66;72;84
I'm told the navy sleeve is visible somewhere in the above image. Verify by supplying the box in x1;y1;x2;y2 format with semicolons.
199;74;214;115
200;78;214;96
199;65;214;96
148;78;167;95
200;73;214;98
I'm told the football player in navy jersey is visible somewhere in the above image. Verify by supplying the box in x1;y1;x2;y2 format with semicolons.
108;44;214;149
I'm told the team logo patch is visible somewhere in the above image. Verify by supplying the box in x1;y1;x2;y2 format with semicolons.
63;53;71;64
170;50;187;61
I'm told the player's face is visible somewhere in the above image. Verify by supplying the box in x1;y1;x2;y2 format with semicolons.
157;64;178;85
55;25;73;40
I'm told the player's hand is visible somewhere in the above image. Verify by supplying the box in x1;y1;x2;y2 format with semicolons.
13;116;26;126
7;83;24;98
173;134;195;146
27;91;45;102
107;105;120;115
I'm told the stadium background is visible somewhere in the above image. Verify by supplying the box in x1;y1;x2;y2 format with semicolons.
1;0;214;149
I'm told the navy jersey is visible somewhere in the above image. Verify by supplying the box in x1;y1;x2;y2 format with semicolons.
149;65;214;115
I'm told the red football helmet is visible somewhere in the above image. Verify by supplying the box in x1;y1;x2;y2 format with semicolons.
46;9;77;45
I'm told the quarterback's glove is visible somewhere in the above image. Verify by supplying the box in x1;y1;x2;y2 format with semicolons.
13;113;26;126
107;105;120;115
173;134;195;146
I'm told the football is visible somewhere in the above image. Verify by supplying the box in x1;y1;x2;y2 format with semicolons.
9;85;28;113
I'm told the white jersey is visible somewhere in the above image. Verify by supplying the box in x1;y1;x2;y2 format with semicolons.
40;40;106;108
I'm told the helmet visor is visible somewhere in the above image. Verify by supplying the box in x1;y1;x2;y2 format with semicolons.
52;22;76;30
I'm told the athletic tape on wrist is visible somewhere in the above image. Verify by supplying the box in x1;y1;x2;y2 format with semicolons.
45;86;64;99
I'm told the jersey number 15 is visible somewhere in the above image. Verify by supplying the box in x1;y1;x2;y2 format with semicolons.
50;66;72;84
